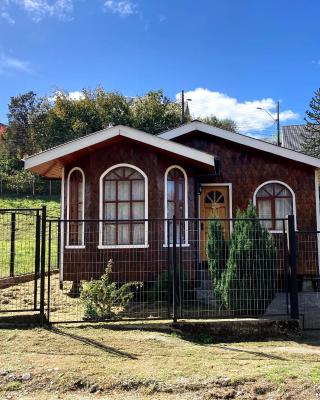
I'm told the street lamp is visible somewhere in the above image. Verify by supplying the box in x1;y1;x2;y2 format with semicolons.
257;101;280;146
181;90;192;124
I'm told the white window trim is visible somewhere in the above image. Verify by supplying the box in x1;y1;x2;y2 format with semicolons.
99;163;148;249
59;167;65;285
253;180;297;233
66;167;85;248
164;165;189;246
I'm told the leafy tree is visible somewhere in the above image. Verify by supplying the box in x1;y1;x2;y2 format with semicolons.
131;90;181;135
303;88;320;157
200;115;237;133
218;202;277;315
80;259;143;320
5;91;45;159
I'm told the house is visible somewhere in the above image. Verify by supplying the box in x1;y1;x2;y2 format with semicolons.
0;123;7;136
24;121;320;284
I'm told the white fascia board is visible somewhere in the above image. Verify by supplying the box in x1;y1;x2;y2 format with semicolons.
159;121;320;168
119;128;215;167
24;125;215;170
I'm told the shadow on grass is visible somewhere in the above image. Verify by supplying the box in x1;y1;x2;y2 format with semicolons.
46;325;138;360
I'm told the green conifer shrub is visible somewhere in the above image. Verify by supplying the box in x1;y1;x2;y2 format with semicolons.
219;202;277;315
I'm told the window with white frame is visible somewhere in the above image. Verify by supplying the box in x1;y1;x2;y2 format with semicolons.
100;165;147;247
67;168;84;246
254;181;294;231
165;166;188;245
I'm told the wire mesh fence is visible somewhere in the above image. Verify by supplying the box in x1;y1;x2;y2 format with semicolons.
45;216;293;323
296;231;320;329
0;208;42;313
3;210;319;326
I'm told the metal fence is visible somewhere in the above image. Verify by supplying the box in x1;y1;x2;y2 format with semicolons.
0;176;60;197
0;210;313;326
45;216;297;324
296;231;320;329
0;208;43;314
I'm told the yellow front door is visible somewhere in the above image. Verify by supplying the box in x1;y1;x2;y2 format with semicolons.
200;186;230;261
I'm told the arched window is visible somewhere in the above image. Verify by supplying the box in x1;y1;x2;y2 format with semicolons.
67;168;85;247
99;164;148;247
254;181;295;231
165;166;188;245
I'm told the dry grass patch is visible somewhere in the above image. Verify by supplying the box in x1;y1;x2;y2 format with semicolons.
0;325;319;398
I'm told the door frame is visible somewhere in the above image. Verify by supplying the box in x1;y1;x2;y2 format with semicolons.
197;183;233;264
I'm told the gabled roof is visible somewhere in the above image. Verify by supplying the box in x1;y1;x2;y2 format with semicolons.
281;124;307;152
24;125;215;178
158;120;320;168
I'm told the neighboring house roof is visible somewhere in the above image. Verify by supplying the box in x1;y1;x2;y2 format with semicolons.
0;123;7;135
281;124;307;152
158;120;320;168
24;125;215;178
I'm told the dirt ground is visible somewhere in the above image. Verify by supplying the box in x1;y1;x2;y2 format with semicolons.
0;324;320;399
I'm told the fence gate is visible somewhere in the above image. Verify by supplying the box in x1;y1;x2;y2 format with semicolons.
0;207;45;322
296;230;320;330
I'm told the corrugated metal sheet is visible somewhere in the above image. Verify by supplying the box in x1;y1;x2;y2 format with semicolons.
282;125;307;152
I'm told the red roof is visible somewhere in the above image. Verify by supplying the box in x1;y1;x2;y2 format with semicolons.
0;123;7;135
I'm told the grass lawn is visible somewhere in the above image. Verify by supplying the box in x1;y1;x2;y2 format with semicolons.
0;324;319;399
0;195;60;278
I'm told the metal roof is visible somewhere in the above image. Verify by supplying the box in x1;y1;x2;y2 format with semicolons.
281;124;307;152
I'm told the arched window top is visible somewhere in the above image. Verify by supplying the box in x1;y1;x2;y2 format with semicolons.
205;190;224;204
253;181;296;231
99;164;148;248
67;167;85;247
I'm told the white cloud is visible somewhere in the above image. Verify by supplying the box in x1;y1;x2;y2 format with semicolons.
68;90;84;100
104;0;136;17
179;88;299;133
0;53;31;74
49;90;85;102
1;0;74;22
1;11;15;24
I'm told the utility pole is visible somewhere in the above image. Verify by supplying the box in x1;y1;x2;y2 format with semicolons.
181;90;185;124
276;101;281;146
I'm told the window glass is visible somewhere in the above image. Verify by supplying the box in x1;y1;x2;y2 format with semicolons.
68;169;84;245
102;166;146;246
256;182;293;230
166;167;187;244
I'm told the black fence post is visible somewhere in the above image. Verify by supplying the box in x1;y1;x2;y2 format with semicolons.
39;206;47;325
172;215;177;323
288;214;299;320
33;210;41;310
10;213;16;278
47;220;52;324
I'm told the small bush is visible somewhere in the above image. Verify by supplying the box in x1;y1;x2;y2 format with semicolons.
148;269;193;303
80;259;143;320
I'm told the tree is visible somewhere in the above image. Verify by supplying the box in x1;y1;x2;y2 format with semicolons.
218;202;277;315
130;90;181;135
200;115;237;133
303;89;320;157
5;91;45;159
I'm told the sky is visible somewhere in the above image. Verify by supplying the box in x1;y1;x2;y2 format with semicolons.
0;0;319;137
